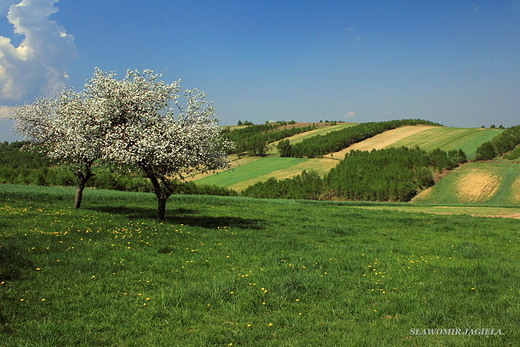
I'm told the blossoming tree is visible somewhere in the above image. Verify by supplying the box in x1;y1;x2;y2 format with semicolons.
12;68;232;218
84;68;233;219
12;90;103;209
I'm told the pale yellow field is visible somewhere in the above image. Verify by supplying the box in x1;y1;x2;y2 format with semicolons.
323;125;437;160
511;176;520;204
456;169;501;203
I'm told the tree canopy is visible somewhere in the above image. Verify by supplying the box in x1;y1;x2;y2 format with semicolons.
11;68;232;218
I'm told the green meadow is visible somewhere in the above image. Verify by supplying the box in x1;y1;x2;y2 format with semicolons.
388;127;504;160
1;184;519;346
194;157;309;188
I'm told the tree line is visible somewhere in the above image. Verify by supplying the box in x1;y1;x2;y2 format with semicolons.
476;125;520;160
281;119;442;158
242;146;466;201
0;141;237;196
222;122;318;156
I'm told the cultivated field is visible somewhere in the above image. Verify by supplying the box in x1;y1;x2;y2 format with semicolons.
412;162;520;205
192;125;504;191
1;184;519;346
194;157;338;191
323;125;437;160
384;127;503;160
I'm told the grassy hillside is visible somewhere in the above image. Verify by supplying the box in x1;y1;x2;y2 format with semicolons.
193;123;358;190
194;157;339;191
1;184;519;346
384;127;503;160
412;162;520;205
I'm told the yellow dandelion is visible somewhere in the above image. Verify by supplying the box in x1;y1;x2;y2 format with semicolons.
267;323;274;326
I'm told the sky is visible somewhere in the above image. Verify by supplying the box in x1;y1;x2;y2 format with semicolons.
0;0;519;142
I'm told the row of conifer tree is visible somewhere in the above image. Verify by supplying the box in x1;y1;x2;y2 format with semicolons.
222;121;318;156
277;119;442;158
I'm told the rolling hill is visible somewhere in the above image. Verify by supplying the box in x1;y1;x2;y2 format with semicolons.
193;124;505;194
411;162;520;205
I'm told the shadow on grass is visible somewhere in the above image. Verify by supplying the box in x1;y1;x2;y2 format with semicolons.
0;246;35;282
89;206;266;230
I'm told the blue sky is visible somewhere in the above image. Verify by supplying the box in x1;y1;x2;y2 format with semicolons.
1;0;519;142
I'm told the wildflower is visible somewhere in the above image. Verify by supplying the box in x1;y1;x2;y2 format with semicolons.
267;323;273;326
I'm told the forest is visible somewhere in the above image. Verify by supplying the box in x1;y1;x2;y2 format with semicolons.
242;147;467;201
476;125;520;160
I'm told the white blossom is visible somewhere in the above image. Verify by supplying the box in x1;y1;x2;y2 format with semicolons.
12;67;233;217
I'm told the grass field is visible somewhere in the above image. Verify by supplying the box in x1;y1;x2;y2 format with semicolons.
1;184;519;346
387;127;504;160
194;157;339;191
194;157;309;189
412;162;520;205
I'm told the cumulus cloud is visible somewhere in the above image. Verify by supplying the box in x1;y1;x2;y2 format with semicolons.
0;0;77;105
344;111;356;118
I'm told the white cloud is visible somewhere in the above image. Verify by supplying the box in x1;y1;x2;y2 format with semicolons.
344;111;356;118
0;105;15;118
0;0;77;105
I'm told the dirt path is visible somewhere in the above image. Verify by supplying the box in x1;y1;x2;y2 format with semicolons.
323;125;437;160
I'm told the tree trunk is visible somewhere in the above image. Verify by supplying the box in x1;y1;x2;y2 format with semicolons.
157;195;168;220
73;181;85;209
142;165;171;220
72;165;94;209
